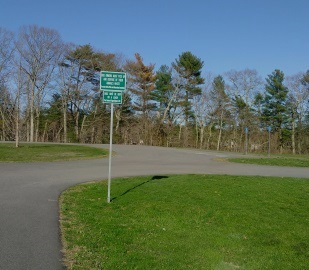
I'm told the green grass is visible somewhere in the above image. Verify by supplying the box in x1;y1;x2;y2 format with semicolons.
60;175;309;270
229;155;309;167
0;143;107;162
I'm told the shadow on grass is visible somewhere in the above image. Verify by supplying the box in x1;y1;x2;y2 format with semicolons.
111;175;168;202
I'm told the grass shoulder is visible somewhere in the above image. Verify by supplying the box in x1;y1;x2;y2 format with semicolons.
0;143;108;162
228;154;309;167
60;174;309;270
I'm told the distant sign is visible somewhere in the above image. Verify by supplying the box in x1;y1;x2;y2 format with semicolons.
100;71;126;91
100;71;126;105
103;90;122;104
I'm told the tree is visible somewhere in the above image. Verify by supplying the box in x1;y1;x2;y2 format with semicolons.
151;65;175;122
253;92;264;123
125;53;156;116
40;93;63;142
171;52;204;147
225;69;262;128
286;94;298;154
13;61;26;147
301;70;309;122
192;72;215;149
58;44;118;142
114;92;134;143
286;72;309;154
0;28;15;141
124;53;156;144
0;28;14;86
210;75;230;151
15;25;63;142
59;44;96;142
172;52;204;126
262;69;289;153
0;85;13;140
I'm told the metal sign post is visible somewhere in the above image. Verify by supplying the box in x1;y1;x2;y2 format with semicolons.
100;71;126;203
107;104;114;203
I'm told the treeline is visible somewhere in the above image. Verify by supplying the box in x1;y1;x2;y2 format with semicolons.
0;25;308;154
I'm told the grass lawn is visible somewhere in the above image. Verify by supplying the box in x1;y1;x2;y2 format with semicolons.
229;155;309;167
60;175;309;270
0;143;107;162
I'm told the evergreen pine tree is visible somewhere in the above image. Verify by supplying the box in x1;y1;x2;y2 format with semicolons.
262;69;289;152
172;51;204;125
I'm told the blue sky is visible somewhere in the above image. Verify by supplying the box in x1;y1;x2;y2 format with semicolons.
1;0;308;79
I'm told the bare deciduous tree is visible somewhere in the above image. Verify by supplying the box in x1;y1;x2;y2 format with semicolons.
15;25;63;142
286;73;309;154
225;69;262;125
0;28;15;141
0;28;14;83
192;72;214;148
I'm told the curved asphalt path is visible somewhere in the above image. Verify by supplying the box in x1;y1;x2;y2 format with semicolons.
0;144;308;270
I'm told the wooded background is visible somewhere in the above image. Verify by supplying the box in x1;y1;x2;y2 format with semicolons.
1;25;308;154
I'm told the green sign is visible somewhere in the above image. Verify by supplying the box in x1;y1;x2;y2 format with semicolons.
103;90;122;104
100;71;126;91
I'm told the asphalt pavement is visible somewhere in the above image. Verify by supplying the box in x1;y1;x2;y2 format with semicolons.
0;144;308;269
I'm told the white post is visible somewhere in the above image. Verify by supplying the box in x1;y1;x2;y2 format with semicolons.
107;103;114;203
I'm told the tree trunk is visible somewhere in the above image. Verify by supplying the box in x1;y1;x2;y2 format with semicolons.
26;117;30;142
91;126;95;144
30;104;34;142
217;110;223;151
56;126;62;142
63;103;67;143
195;122;199;148
115;109;121;133
15;65;22;148
207;124;212;150
80;115;87;143
233;122;237;152
291;117;296;155
279;129;283;154
217;127;222;151
42;122;48;142
161;86;179;124
0;110;5;141
75;111;79;142
35;107;40;142
297;118;303;154
200;125;204;149
15;114;19;147
29;83;35;142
